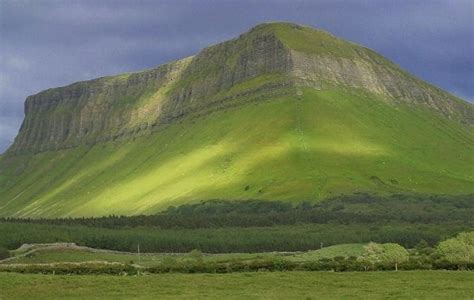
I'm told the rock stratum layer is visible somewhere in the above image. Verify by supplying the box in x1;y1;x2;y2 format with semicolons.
1;22;473;217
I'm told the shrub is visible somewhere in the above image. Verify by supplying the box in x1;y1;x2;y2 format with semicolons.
272;258;289;271
437;231;474;269
189;249;203;260
357;242;409;271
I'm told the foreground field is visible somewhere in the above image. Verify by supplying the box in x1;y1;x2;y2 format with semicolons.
0;271;472;299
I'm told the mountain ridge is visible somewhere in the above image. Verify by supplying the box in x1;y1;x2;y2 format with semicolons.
0;22;473;218
6;22;473;155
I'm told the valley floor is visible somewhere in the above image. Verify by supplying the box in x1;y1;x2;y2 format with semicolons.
0;271;472;299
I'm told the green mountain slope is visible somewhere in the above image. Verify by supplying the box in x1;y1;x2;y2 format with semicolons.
0;22;473;217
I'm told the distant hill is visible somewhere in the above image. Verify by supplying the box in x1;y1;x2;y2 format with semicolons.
1;22;473;217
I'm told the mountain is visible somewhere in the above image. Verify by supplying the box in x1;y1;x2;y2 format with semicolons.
1;22;473;218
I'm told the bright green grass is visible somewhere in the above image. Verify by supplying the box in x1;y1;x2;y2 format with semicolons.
0;88;473;217
0;271;472;299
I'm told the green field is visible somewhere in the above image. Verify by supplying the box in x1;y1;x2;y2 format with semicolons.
2;244;365;267
0;271;472;299
1;88;473;217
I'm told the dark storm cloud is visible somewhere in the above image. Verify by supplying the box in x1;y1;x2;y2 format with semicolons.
1;0;473;152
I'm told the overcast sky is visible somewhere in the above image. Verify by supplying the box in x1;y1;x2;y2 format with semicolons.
1;0;473;153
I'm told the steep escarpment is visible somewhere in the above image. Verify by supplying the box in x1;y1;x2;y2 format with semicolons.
11;57;192;154
268;23;472;123
9;26;293;154
0;22;473;218
154;25;295;127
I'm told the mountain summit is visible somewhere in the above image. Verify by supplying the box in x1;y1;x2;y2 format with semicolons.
1;22;473;217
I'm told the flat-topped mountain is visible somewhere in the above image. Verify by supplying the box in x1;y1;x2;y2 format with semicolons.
1;22;473;217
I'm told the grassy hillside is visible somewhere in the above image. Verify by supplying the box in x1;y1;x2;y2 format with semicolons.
0;87;472;217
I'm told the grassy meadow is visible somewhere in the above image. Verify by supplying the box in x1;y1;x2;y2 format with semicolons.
1;271;472;299
1;244;365;267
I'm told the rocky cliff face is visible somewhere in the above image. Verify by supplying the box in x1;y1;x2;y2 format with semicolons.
8;25;294;154
290;50;471;121
158;25;293;122
7;22;473;155
12;58;192;153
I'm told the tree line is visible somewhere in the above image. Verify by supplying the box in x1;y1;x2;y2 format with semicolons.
0;221;469;254
2;193;472;229
0;193;471;254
